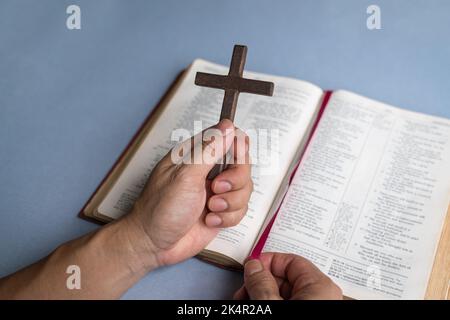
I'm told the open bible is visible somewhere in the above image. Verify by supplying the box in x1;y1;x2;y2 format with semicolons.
82;59;450;300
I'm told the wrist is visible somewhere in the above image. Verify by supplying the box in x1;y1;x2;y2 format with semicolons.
105;216;162;275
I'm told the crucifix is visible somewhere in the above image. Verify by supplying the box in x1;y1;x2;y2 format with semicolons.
195;45;274;179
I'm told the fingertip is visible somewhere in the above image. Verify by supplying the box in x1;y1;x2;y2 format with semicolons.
212;179;233;193
244;259;264;276
205;213;223;227
208;197;228;212
244;254;258;265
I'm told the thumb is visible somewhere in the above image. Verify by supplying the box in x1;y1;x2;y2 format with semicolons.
188;119;235;178
244;259;282;300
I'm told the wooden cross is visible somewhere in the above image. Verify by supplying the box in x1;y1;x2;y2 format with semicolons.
195;44;274;179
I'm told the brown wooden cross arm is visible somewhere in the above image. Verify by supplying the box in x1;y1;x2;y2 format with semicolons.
194;45;274;179
195;45;274;122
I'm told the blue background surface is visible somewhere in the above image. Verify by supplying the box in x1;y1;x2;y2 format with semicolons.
0;0;449;299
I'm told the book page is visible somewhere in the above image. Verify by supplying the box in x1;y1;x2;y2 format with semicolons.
97;59;323;264
263;90;450;299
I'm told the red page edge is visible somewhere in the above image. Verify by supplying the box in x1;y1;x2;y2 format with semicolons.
249;90;333;259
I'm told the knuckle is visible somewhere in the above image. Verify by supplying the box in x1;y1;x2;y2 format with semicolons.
168;164;184;182
225;207;247;224
256;289;278;300
169;165;204;191
247;275;266;289
236;207;248;222
223;212;240;226
233;194;247;208
172;164;190;180
247;277;278;299
296;272;322;289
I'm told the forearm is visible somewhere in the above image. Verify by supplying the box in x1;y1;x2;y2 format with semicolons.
0;217;158;299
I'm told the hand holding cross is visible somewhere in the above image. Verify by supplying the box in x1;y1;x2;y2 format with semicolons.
195;45;274;179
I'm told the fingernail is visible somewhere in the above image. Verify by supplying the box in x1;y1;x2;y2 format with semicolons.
206;214;222;227
245;259;263;276
215;180;232;193
210;197;228;211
